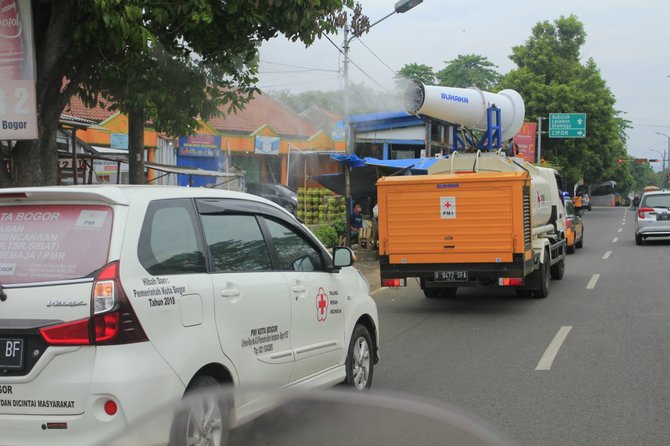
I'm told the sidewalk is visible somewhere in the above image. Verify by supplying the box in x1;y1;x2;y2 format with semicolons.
351;248;381;293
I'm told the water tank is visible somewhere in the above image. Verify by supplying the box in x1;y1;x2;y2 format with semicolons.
403;81;525;141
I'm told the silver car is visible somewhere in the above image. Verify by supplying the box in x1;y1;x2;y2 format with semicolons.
635;191;670;245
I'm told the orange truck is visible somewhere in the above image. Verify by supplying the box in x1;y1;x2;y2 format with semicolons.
376;152;567;298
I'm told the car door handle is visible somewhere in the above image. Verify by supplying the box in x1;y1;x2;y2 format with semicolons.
292;285;307;293
220;289;240;298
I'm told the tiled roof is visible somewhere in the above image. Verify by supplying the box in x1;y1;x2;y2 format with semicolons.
63;90;318;138
208;92;318;137
62;94;116;123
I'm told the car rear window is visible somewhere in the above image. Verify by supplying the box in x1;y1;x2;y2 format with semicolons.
642;194;670;209
0;204;113;284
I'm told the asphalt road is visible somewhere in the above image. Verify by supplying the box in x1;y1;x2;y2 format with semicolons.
369;206;670;446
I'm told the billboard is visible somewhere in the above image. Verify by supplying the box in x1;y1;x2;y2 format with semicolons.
254;135;280;155
0;0;38;140
513;122;537;163
178;134;221;157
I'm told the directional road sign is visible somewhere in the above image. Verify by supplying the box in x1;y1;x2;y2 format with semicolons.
549;113;586;138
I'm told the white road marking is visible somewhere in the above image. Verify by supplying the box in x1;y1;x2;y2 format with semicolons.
602;251;612;260
586;274;600;289
612;237;619;243
536;326;573;371
617;228;622;233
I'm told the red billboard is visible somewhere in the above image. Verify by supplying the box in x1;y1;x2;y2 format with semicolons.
513;122;537;163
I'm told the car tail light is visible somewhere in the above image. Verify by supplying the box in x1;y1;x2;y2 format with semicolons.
638;207;654;219
565;217;572;229
40;261;148;346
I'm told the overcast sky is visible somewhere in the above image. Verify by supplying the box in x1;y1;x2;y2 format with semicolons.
258;0;670;167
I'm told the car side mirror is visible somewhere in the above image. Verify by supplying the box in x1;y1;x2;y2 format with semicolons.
332;247;354;268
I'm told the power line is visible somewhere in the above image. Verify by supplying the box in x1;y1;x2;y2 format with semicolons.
355;37;396;74
261;60;338;73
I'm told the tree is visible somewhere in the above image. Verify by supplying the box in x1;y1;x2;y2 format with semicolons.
2;0;358;187
394;63;436;87
435;54;501;90
499;15;629;186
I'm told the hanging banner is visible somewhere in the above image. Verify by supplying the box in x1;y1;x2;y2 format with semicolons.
0;0;38;140
178;135;220;157
110;133;128;150
255;135;280;155
513;122;537;163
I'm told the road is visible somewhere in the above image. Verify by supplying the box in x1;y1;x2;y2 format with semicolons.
370;206;670;446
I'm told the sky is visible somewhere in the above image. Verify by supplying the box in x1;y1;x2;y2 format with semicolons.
257;0;670;169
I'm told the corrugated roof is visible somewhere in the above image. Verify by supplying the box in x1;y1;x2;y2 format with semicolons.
208;92;318;137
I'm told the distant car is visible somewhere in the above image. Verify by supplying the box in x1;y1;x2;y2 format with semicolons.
564;199;584;253
635;191;670;245
246;182;298;214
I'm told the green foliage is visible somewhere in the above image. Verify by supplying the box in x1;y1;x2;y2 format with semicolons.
499;15;629;187
330;215;347;237
10;0;359;186
394;63;436;87
314;224;338;248
435;54;501;90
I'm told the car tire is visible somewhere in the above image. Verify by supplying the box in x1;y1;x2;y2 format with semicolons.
550;257;565;280
635;234;643;245
344;324;374;390
171;375;230;446
536;250;550;298
423;287;440;298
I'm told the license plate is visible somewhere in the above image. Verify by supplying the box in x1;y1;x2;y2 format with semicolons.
434;271;468;282
0;338;24;370
657;214;670;221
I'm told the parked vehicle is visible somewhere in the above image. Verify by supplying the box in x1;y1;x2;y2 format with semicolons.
246;182;299;214
564;199;584;253
0;185;379;445
635;190;670;245
377;152;567;299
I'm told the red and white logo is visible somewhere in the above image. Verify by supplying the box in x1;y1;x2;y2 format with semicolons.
316;287;328;322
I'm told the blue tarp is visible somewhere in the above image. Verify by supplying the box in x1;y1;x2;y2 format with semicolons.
329;154;445;174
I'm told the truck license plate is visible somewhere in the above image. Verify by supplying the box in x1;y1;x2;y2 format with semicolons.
434;271;468;282
0;338;24;370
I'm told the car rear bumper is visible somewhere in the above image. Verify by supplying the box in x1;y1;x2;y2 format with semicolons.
0;343;184;445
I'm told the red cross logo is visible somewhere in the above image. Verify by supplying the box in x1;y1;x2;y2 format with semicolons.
444;202;452;208
316;287;328;322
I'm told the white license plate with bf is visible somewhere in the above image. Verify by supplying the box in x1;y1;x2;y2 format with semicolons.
0;338;24;370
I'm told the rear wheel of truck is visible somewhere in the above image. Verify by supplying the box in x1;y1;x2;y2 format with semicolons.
535;249;550;298
550;257;565;280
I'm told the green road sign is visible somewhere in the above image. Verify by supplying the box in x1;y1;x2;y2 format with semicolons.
549;113;586;138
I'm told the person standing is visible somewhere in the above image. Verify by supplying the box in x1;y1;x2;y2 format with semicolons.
350;203;363;240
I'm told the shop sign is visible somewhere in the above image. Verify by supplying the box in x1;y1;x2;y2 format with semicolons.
178;135;221;157
254;136;280;155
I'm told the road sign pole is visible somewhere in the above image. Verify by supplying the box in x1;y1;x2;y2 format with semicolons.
537;116;542;163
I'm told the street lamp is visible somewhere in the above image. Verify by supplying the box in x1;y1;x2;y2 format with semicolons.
342;0;423;247
655;132;669;171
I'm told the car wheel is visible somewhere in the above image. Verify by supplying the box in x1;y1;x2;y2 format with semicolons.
345;324;374;390
171;375;229;446
550;257;565;280
635;234;643;245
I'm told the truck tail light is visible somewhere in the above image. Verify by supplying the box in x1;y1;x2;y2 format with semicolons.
638;207;654;219
40;261;148;346
382;278;406;287
499;277;523;286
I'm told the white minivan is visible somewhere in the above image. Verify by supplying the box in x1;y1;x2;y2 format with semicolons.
0;185;379;445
